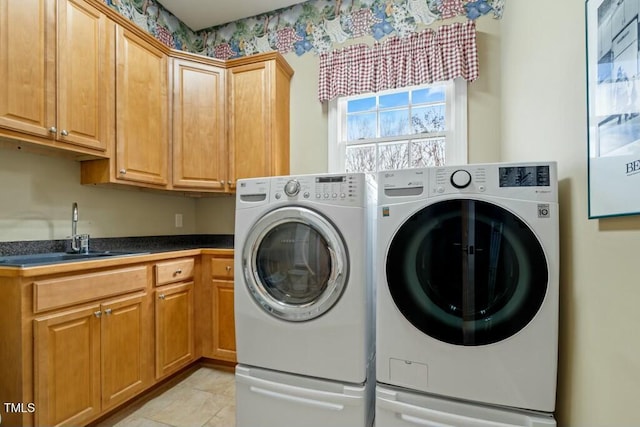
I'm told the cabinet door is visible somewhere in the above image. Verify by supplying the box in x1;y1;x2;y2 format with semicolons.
227;56;291;189
56;0;112;152
155;282;195;379
0;0;55;137
209;255;236;362
172;59;226;190
211;279;237;362
100;293;149;411
228;61;272;185
115;26;168;186
34;304;102;427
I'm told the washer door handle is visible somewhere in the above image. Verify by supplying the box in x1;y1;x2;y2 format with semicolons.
328;246;342;283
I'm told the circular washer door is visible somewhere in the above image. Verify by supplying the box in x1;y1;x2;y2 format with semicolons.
386;199;548;346
242;206;349;322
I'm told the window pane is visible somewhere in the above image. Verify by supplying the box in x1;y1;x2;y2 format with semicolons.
411;138;445;168
348;97;376;113
413;86;446;104
378;141;409;171
347;112;376;140
380;92;409;109
380;109;410;137
346;144;376;173
336;80;464;174
412;105;446;133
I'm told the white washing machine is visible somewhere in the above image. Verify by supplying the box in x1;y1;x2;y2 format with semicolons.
376;162;559;413
234;173;376;427
376;384;556;427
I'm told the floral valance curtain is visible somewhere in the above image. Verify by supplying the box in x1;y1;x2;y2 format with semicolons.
318;20;479;102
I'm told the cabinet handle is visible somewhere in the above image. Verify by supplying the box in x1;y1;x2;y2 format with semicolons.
60;129;69;136
226;265;231;272
220;180;226;185
104;308;112;316
175;269;182;275
48;126;57;134
94;311;102;318
159;294;166;300
119;169;127;175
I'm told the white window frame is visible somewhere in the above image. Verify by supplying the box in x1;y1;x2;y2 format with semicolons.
328;78;468;173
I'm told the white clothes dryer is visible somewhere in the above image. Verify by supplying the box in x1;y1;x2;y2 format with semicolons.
375;384;556;427
234;173;376;384
376;162;559;412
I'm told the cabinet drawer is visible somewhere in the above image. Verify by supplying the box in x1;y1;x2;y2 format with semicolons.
211;257;234;280
33;266;148;313
155;258;195;285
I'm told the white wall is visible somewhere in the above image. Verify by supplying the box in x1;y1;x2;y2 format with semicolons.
0;149;198;241
501;1;640;425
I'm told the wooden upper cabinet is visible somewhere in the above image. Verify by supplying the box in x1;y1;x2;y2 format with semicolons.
0;1;293;193
115;26;168;186
57;0;112;152
227;54;293;189
0;0;55;138
172;58;226;190
0;0;112;154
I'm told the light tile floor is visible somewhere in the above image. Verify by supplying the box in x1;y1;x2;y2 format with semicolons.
97;367;235;427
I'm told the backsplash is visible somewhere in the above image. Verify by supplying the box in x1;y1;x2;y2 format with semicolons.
103;0;504;59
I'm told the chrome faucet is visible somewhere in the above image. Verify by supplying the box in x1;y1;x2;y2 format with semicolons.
70;202;89;253
72;202;78;241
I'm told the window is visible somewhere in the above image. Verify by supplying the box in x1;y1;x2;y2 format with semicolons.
328;79;467;173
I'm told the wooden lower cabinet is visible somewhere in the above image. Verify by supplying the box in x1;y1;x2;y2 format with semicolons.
0;251;239;427
154;282;195;379
33;304;101;427
100;293;149;411
33;292;150;427
211;279;236;362
202;251;236;362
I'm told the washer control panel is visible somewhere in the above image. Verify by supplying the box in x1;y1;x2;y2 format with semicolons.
283;179;301;197
272;174;365;205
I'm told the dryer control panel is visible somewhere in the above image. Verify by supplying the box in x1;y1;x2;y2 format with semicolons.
429;163;556;201
379;162;557;203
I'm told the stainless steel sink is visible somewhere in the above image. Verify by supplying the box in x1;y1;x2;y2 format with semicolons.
0;251;149;267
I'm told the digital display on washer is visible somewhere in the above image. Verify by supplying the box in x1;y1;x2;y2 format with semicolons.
499;165;550;187
316;176;346;183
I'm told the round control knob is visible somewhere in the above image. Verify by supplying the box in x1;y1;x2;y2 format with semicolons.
284;179;300;197
450;169;472;189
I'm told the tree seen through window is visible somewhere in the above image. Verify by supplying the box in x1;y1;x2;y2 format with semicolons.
344;85;447;173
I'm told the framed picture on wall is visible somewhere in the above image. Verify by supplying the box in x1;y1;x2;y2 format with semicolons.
586;0;640;218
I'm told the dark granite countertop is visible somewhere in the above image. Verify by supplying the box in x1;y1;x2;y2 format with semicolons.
0;234;234;257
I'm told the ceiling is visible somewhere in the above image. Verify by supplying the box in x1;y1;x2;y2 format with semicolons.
158;0;306;31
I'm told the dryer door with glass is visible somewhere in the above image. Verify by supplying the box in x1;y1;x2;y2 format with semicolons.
242;206;349;322
386;198;549;346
